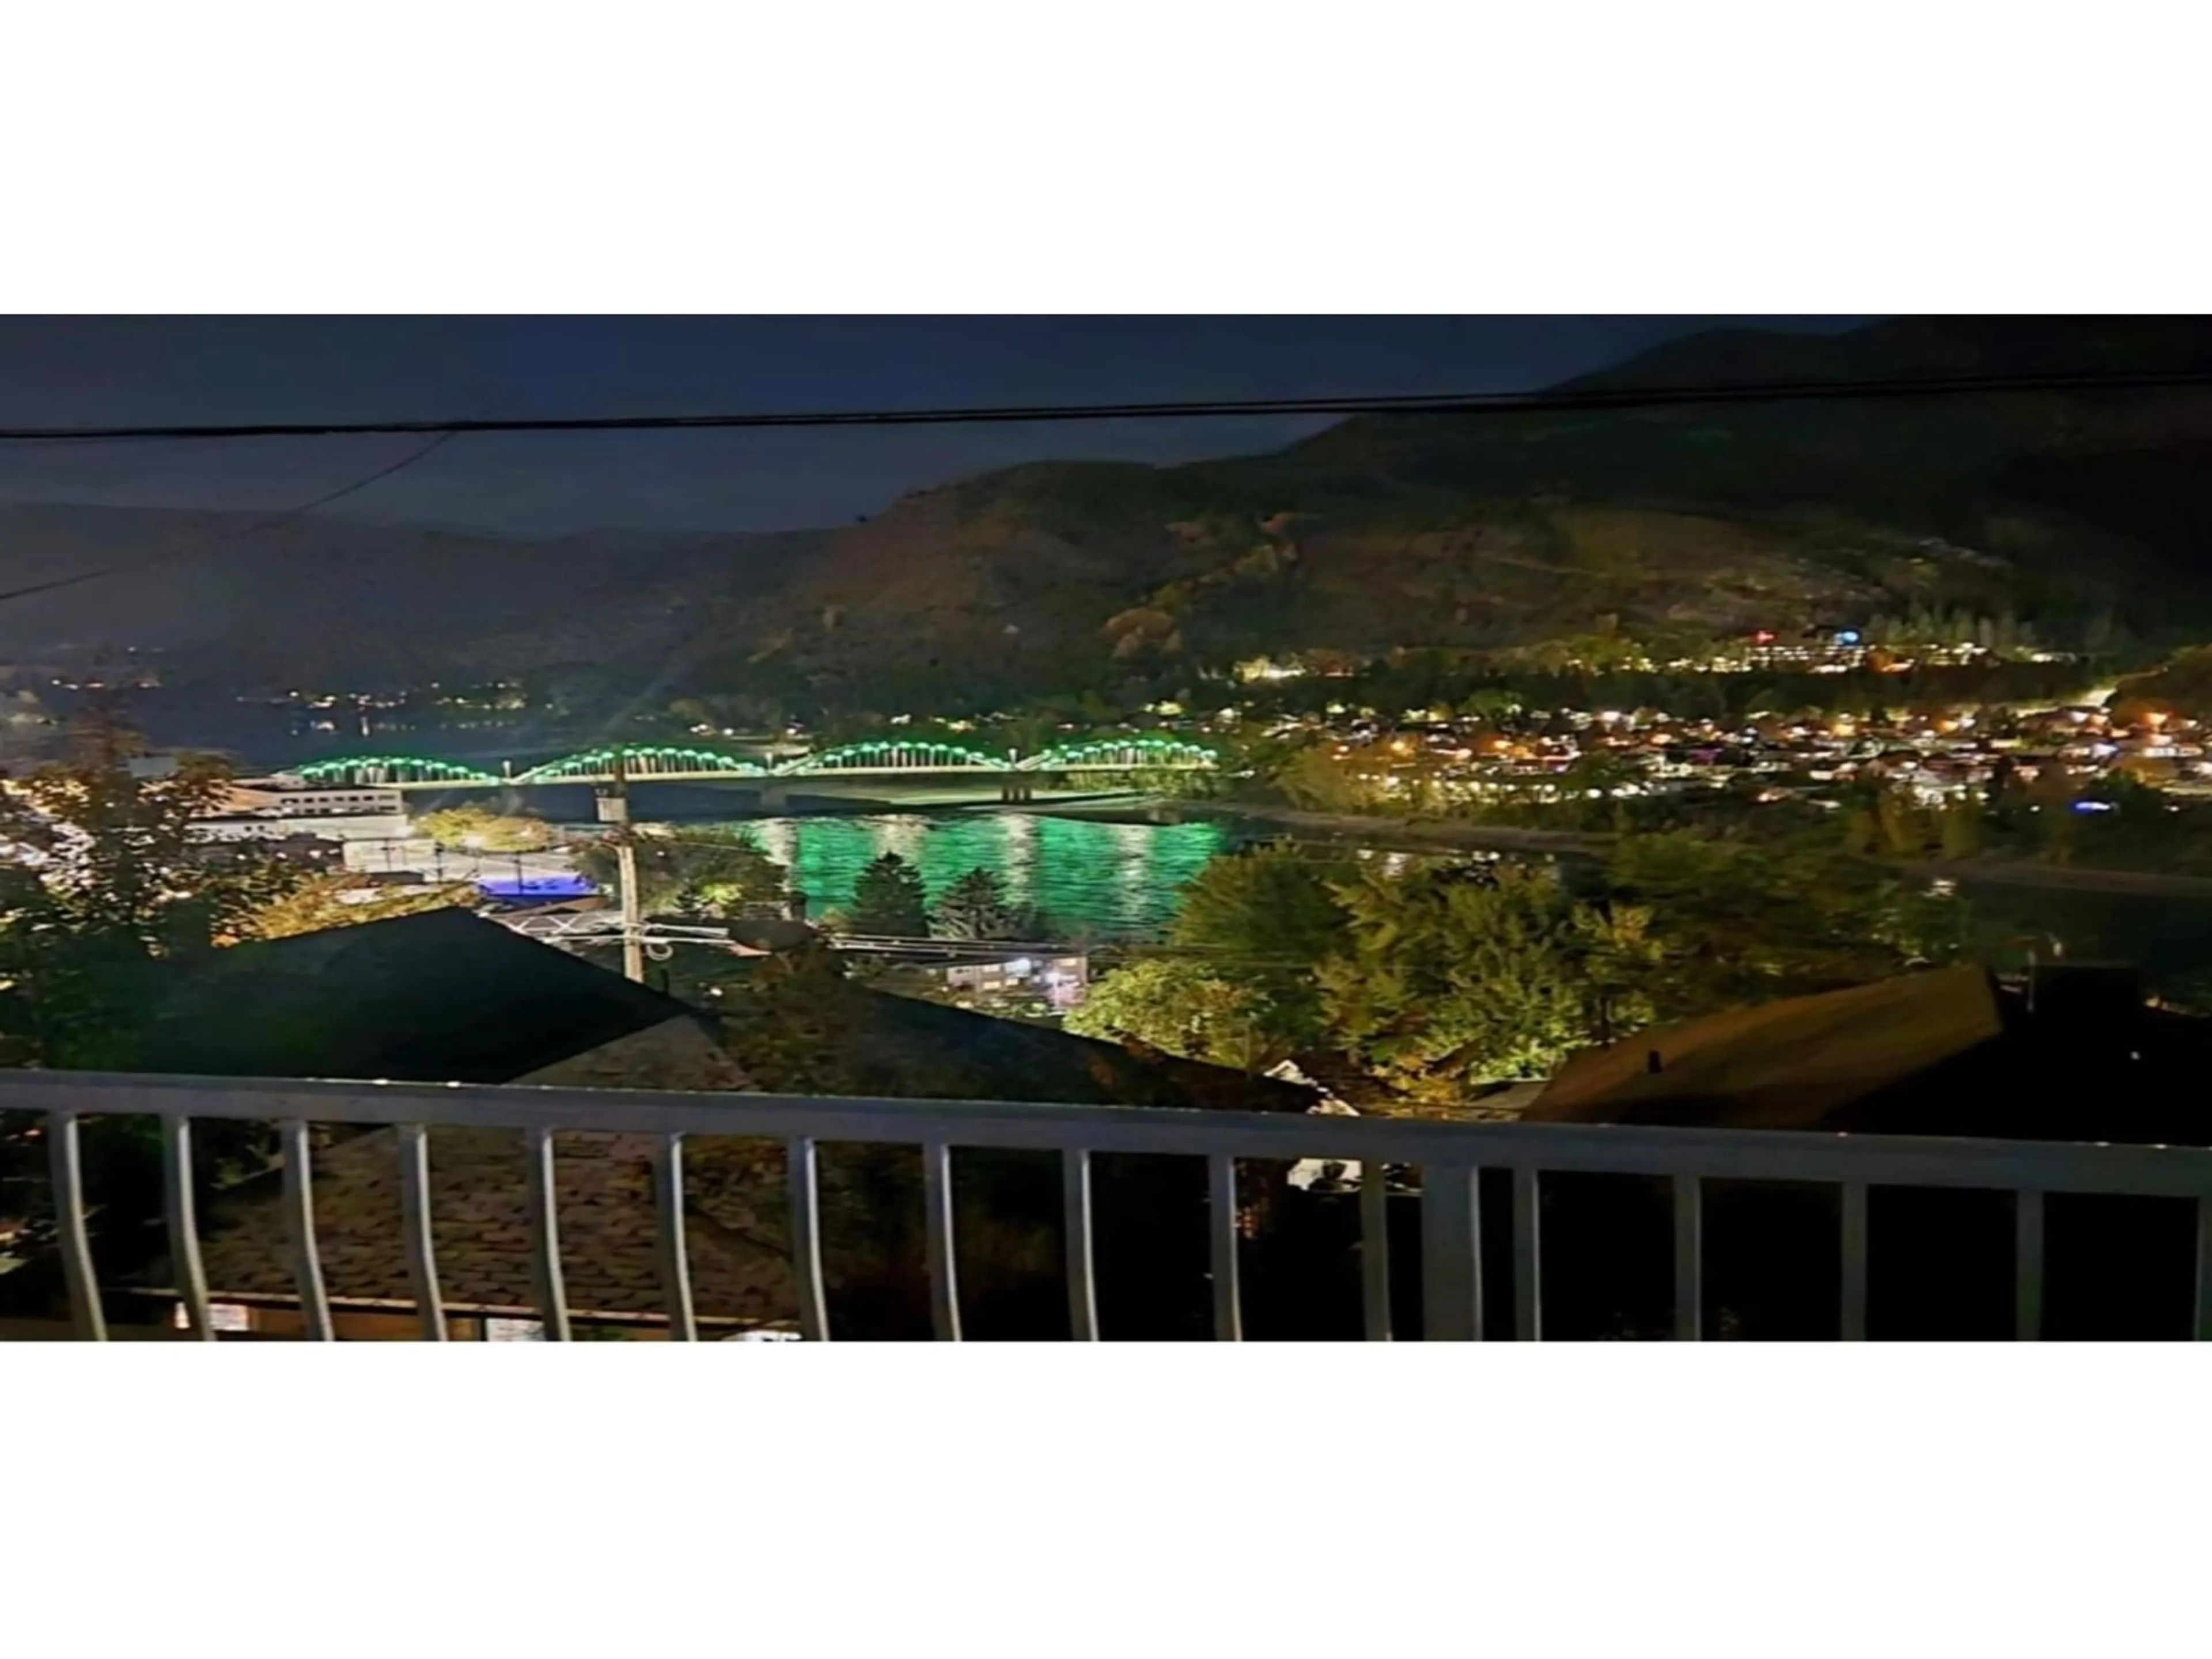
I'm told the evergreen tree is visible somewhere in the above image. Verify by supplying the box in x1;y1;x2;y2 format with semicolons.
933;867;1028;940
847;852;931;935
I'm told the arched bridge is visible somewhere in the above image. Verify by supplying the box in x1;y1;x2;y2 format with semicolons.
284;736;1222;790
292;755;506;787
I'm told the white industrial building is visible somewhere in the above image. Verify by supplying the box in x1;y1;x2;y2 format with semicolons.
188;780;410;844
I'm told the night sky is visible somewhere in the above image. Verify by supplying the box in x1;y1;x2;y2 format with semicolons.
0;317;1874;537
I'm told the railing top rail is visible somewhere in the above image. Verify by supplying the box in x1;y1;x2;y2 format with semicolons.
7;1069;2212;1198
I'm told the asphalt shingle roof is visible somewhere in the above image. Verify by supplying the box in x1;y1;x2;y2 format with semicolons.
127;908;703;1083
188;1126;793;1325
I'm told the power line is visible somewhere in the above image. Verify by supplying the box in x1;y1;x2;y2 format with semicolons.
1;368;2209;445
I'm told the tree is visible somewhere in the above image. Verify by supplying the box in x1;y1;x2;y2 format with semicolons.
1167;843;1351;1051
2025;764;2082;865
1172;843;1350;964
1459;688;1527;731
1558;747;1647;829
1065;957;1282;1071
1937;800;1986;861
1313;862;1654;1096
847;852;930;936
1272;744;1373;812
1603;830;1963;1018
416;803;550;852
933;868;1030;941
1873;787;1937;859
0;714;301;1069
574;827;789;919
0;711;306;1232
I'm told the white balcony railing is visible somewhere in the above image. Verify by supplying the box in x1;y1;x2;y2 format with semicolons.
7;1068;2212;1340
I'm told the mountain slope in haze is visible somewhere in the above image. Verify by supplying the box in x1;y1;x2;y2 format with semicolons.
0;501;824;691
723;316;2212;704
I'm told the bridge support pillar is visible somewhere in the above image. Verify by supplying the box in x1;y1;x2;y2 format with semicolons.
1000;778;1035;804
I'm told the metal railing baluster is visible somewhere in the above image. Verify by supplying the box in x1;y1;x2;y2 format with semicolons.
48;1111;105;1342
1513;1167;1542;1341
1361;1157;1392;1341
787;1136;830;1342
1209;1153;1242;1341
652;1133;696;1342
524;1126;571;1340
1062;1149;1099;1341
11;1073;2212;1345
922;1140;961;1341
1419;1163;1482;1342
2197;1195;2212;1342
1841;1181;1869;1342
396;1124;446;1341
1673;1173;1703;1342
162;1116;213;1342
281;1120;334;1341
2015;1188;2045;1342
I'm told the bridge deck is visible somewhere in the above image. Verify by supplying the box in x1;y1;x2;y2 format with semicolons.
331;762;1215;789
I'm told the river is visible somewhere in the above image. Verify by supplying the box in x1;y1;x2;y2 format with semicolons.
729;810;1251;935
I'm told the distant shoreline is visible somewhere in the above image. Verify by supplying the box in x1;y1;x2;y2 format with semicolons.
1175;799;1612;857
1180;800;2212;898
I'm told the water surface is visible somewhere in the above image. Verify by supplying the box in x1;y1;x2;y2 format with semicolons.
732;811;1240;936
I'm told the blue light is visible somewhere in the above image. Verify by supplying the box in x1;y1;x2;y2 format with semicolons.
476;875;599;900
2073;800;2116;813
1836;629;1862;646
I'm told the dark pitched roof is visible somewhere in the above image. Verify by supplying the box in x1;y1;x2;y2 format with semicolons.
1533;965;2005;1131
159;1126;794;1327
126;909;705;1084
719;967;1317;1112
1527;963;2212;1144
139;983;1316;1332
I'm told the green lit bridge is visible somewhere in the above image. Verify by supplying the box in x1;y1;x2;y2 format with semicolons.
286;736;1223;791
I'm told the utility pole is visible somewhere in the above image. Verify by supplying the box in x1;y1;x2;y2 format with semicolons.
597;749;644;983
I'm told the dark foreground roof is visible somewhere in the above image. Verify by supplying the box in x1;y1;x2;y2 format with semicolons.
719;964;1318;1113
1528;963;2212;1145
126;980;1314;1332
124;909;706;1084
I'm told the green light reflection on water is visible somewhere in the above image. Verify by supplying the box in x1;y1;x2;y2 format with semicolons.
727;811;1232;935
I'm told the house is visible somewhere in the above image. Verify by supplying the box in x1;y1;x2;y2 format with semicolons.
7;912;1338;1340
2;910;777;1340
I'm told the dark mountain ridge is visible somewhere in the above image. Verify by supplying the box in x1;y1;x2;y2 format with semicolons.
716;316;2212;704
6;317;2211;706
